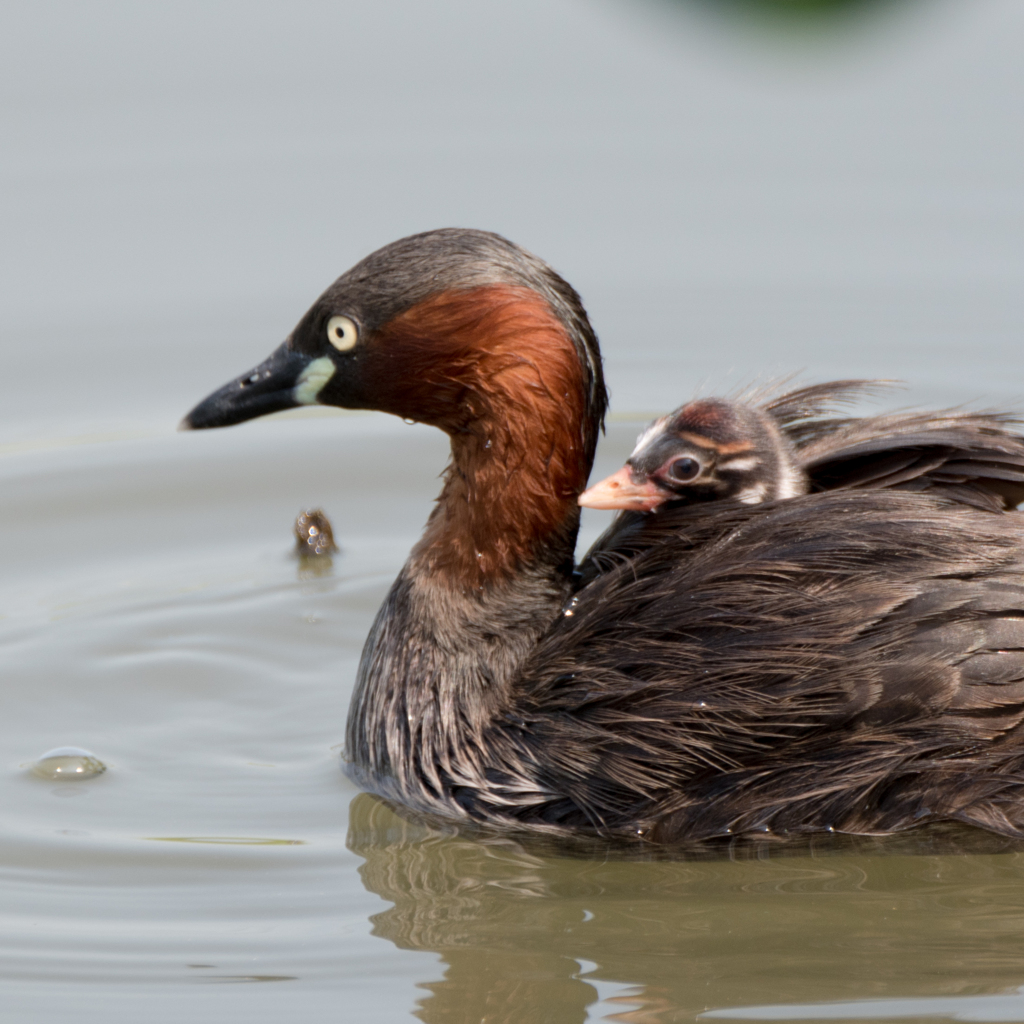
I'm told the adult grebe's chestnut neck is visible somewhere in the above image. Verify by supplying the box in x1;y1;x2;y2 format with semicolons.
369;284;595;588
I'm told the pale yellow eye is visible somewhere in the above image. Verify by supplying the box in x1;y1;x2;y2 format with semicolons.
326;315;358;352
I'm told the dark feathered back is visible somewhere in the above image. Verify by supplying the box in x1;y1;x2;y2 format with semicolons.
733;379;1024;510
798;409;1024;511
513;492;1024;840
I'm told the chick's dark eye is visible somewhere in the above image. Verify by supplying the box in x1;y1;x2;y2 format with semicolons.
668;457;700;482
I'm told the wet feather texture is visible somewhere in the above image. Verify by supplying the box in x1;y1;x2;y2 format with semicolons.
533;494;1024;840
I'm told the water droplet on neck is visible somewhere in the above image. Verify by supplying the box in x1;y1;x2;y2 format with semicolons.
32;747;106;781
484;439;492;449
403;418;416;425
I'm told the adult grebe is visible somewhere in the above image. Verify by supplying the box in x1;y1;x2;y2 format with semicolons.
183;229;1024;842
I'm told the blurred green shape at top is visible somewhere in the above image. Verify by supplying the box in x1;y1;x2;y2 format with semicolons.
688;0;903;24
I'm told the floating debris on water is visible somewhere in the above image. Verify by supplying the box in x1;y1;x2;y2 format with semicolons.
32;746;106;781
294;508;337;556
294;508;337;577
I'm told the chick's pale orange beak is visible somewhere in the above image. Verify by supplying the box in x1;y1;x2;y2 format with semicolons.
578;466;669;512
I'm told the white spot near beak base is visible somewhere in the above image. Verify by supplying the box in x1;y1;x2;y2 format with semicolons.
293;357;336;405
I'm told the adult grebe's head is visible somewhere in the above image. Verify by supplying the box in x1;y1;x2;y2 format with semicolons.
579;398;806;512
182;228;606;444
183;229;608;582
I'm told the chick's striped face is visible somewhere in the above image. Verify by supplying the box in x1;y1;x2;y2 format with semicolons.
579;397;811;513
628;401;769;503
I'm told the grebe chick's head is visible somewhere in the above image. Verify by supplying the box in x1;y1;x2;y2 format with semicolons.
579;398;807;513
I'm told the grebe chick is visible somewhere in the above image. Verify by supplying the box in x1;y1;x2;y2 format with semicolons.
579;397;807;512
581;385;1024;516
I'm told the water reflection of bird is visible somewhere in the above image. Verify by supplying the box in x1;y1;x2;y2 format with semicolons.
348;794;598;1024
183;229;1024;844
347;793;1024;1024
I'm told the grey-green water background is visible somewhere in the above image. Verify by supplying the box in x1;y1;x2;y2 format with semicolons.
3;1;1024;1021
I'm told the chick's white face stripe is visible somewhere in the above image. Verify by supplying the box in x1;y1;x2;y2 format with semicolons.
736;482;769;504
718;456;760;473
293;357;336;405
630;416;669;458
775;456;807;499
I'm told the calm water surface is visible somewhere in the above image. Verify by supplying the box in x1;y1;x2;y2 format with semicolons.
4;417;1024;1023
4;1;1024;1021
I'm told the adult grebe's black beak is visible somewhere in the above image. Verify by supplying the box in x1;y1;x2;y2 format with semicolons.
179;341;332;430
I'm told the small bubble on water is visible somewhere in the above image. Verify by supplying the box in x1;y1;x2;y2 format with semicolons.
32;746;106;781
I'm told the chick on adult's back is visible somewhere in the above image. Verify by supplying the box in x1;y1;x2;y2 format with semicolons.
581;382;1024;516
580;396;807;512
